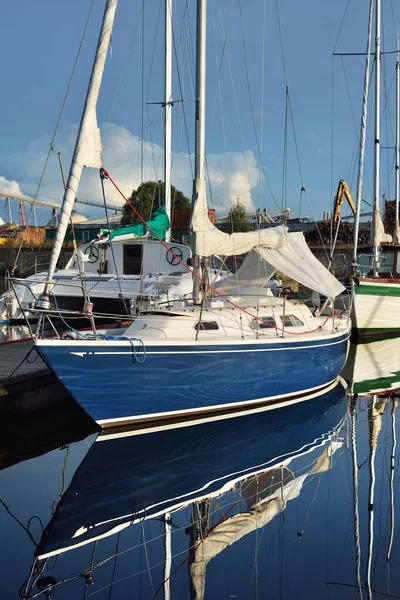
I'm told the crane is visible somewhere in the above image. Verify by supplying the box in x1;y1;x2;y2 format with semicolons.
332;180;356;224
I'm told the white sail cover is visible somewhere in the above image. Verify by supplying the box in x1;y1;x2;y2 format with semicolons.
214;231;345;298
190;180;287;256
189;444;339;600
371;206;392;245
213;249;276;294
394;225;400;245
81;108;102;169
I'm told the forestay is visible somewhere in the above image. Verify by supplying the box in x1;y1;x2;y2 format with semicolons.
190;180;287;256
214;232;345;299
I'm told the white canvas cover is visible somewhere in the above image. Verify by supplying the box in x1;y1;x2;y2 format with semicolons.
371;206;392;245
190;180;287;257
81;108;102;169
189;443;339;600
213;249;276;294
214;231;345;299
394;225;400;245
258;232;345;298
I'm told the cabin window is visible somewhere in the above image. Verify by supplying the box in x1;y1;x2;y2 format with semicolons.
194;321;219;331
82;230;90;242
123;245;143;275
281;315;304;327
251;316;276;330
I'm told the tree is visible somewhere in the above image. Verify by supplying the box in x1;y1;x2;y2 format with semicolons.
121;181;191;225
218;199;253;233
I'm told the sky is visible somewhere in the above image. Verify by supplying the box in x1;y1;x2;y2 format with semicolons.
1;0;400;225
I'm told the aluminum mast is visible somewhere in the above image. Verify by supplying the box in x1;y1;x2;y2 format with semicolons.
164;0;173;242
191;0;207;304
395;37;400;243
352;0;374;268
372;0;381;277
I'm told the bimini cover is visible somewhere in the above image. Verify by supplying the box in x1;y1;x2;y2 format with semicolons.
110;206;170;242
191;179;287;256
215;232;345;299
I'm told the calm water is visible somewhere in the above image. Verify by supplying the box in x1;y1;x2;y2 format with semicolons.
1;332;400;599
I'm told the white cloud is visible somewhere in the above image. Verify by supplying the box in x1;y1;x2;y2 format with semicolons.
0;122;262;222
0;176;23;197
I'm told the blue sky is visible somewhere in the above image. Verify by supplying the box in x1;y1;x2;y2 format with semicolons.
0;0;399;225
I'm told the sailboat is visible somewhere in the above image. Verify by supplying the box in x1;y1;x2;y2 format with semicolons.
352;0;400;338
33;0;351;426
0;220;202;326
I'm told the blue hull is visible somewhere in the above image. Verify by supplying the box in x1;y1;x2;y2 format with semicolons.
37;330;350;424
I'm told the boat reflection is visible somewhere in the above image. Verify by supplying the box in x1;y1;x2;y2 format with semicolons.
343;335;400;396
20;381;347;599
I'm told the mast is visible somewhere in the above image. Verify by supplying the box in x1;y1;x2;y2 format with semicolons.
366;396;388;598
350;398;363;600
372;0;381;277
395;38;400;244
387;398;398;561
36;0;118;309
164;0;172;243
163;512;172;600
191;0;207;303
353;0;374;268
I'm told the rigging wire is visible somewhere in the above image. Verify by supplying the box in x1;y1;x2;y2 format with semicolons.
107;3;145;123
210;0;235;242
238;0;280;210
0;498;40;546
215;5;266;220
170;0;195;179
100;172;129;315
107;532;121;600
11;0;96;276
274;0;329;257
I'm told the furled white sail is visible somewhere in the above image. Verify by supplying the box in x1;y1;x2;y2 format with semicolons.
214;231;345;299
371;206;392;245
189;443;340;600
81;108;102;169
43;0;118;290
190;179;287;257
394;225;400;245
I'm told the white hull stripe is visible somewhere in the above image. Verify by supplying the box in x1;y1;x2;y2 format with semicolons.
69;333;350;357
96;378;340;426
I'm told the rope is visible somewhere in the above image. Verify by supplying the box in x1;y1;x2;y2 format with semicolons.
0;347;39;386
101;167;336;336
11;0;96;275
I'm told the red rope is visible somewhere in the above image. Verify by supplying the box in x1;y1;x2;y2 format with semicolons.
151;467;274;599
101;168;332;335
